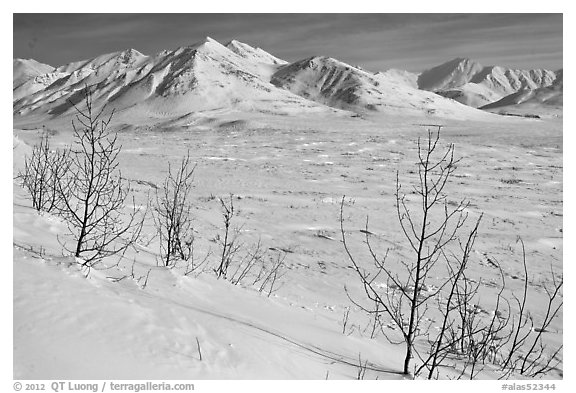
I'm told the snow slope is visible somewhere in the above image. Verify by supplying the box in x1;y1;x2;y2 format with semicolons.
14;239;404;379
374;69;419;88
12;136;405;380
225;39;287;80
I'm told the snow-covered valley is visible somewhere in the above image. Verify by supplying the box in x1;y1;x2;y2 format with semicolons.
13;110;563;379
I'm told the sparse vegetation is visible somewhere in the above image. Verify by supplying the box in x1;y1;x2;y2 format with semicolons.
213;194;287;296
501;178;522;184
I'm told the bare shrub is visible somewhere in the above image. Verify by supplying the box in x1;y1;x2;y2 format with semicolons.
445;240;562;380
214;194;242;279
227;238;268;284
213;194;287;295
254;250;287;297
18;133;69;213
153;152;197;268
497;240;563;379
356;353;368;379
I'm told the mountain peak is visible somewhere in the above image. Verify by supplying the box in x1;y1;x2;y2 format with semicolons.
182;36;222;51
225;39;287;65
226;39;242;46
13;58;56;88
450;57;475;64
125;48;144;56
166;37;229;60
195;36;221;46
438;57;483;71
115;48;146;63
188;36;231;54
225;39;252;51
418;57;484;91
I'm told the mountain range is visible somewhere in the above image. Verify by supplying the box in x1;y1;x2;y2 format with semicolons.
13;37;563;126
417;57;561;110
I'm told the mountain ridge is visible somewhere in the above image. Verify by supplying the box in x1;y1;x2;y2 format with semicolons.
418;57;560;108
13;39;561;126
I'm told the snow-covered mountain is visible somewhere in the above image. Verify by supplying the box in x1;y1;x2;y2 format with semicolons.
418;58;560;109
481;69;563;113
270;56;486;118
19;38;565;125
13;38;334;124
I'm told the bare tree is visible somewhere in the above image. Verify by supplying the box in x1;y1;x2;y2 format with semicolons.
153;152;196;268
18;133;69;213
341;127;476;375
341;127;481;376
56;86;144;267
340;128;563;379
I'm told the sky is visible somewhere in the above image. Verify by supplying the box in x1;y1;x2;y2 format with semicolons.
13;14;563;73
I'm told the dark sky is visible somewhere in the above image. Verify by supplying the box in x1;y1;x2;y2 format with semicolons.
13;14;563;72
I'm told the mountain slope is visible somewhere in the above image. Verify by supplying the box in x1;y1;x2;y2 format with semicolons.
13;59;61;101
374;69;418;88
225;40;287;65
417;57;484;91
271;56;489;118
225;40;287;80
435;83;503;108
13;49;151;115
481;69;563;115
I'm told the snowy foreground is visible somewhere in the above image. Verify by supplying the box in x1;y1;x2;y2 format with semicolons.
13;111;562;380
